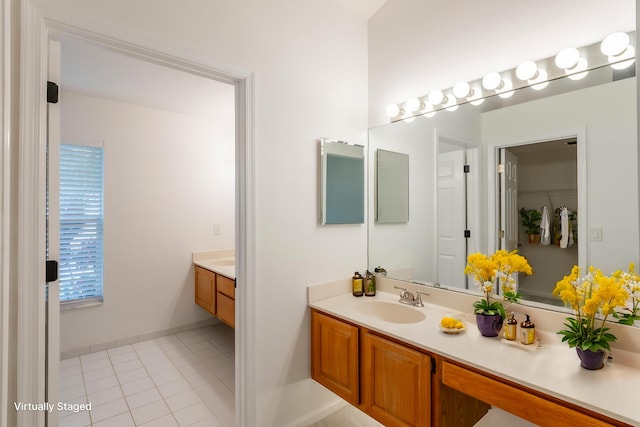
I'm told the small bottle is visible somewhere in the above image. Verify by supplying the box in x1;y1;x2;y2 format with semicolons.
520;314;535;345
364;270;376;296
504;312;517;341
352;272;364;297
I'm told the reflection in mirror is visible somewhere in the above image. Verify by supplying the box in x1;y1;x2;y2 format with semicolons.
368;64;638;321
498;140;579;307
437;140;479;290
320;138;364;225
376;149;409;223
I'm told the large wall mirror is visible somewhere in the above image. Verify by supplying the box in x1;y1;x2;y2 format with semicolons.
368;58;638;322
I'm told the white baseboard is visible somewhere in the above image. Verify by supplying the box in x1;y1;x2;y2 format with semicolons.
60;318;219;359
282;398;348;427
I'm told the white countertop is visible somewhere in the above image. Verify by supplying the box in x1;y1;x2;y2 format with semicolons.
309;290;640;426
192;250;235;279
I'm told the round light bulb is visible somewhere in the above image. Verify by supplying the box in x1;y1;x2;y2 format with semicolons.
444;93;458;111
555;47;580;69
405;97;422;113
453;82;472;99
497;79;514;99
469;87;484;106
610;45;636;70
427;90;446;105
420;103;434;117
530;69;549;90
516;60;538;81
385;103;401;118
482;72;502;90
601;32;630;56
567;57;589;80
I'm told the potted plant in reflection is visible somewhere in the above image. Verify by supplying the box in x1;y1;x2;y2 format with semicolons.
465;250;532;337
613;263;640;326
519;207;542;244
553;266;629;370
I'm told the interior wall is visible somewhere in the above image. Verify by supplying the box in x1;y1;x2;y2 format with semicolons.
368;106;481;283
17;2;370;425
59;91;235;353
481;78;638;274
368;0;635;127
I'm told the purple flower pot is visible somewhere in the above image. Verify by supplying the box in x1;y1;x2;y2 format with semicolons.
576;348;606;370
475;314;503;337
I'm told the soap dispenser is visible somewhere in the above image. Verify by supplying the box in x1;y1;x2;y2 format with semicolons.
364;270;376;296
352;272;364;297
520;314;535;345
504;312;517;341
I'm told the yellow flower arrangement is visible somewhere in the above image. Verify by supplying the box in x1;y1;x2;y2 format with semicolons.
553;265;629;351
464;249;533;318
612;262;640;325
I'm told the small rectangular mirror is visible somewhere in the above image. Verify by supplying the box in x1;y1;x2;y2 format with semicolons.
320;138;365;225
376;149;409;223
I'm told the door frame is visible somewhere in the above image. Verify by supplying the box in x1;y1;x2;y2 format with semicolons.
17;1;257;426
487;128;587;270
0;0;11;426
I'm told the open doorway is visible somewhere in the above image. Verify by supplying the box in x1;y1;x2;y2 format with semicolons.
499;139;578;306
19;7;255;426
56;36;237;425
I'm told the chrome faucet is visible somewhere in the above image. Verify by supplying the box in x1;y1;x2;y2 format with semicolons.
394;286;429;307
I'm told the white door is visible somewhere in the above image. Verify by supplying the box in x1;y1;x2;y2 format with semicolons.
46;39;61;427
437;148;466;288
500;148;518;251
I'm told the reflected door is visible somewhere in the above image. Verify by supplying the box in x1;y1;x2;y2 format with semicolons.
437;149;466;288
500;149;518;251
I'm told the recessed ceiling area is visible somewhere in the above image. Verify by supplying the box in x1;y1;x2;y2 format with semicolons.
60;35;235;121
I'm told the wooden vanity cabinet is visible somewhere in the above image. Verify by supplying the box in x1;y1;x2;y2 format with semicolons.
311;310;360;406
195;266;216;314
195;266;236;329
216;274;236;328
362;332;431;427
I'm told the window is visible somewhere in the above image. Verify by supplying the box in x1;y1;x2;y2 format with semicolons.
59;143;104;307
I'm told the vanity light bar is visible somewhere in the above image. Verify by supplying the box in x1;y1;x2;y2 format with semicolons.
386;31;636;122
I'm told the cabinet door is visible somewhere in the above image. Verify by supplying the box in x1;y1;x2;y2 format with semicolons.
217;293;235;329
363;333;431;427
195;266;216;314
311;310;359;406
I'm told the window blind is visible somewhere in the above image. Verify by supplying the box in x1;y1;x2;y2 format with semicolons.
59;143;104;307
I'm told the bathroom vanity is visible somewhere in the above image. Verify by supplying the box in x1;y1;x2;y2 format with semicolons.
193;250;236;328
309;281;640;427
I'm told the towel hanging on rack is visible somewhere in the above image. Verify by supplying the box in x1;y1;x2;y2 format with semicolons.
540;206;551;245
560;207;569;249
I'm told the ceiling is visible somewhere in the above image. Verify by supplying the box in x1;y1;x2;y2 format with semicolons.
59;1;386;120
60;35;236;121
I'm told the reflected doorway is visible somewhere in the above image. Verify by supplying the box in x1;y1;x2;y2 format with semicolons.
499;139;578;306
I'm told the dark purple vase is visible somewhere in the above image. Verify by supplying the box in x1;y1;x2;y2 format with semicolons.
475;314;503;337
576;348;606;370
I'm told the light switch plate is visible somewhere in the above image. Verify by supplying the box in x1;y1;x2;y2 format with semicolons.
214;223;221;236
590;226;602;242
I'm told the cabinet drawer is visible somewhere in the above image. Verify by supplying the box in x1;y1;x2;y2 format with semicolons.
217;275;235;298
441;361;615;427
217;293;235;328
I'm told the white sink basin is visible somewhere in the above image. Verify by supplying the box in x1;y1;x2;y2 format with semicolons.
357;301;426;324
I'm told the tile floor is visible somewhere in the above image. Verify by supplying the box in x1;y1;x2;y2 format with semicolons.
58;323;235;427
